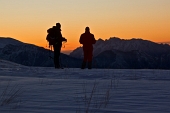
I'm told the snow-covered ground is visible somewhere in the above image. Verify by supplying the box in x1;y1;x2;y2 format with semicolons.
0;60;170;113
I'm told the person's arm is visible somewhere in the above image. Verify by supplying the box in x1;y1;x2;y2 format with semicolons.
62;37;67;42
92;34;96;44
56;31;63;42
79;34;83;44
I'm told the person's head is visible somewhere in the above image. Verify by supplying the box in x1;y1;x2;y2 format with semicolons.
85;27;90;33
56;23;61;29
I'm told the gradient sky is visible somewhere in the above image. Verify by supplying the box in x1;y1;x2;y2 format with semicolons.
0;0;170;52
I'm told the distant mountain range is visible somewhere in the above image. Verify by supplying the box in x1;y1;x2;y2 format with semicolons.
70;37;170;69
0;37;170;69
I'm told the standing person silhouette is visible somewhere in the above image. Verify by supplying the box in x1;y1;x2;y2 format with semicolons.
52;23;67;68
79;27;96;69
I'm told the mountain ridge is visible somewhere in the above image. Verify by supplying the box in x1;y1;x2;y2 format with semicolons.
70;37;170;58
0;37;81;67
70;37;170;69
1;37;170;69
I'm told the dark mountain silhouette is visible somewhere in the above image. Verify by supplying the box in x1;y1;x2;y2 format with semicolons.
92;50;159;69
0;37;81;67
70;37;170;69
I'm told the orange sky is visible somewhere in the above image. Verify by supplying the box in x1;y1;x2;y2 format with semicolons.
0;0;170;54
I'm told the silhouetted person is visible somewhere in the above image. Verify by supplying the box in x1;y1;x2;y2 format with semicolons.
79;27;96;69
46;23;67;68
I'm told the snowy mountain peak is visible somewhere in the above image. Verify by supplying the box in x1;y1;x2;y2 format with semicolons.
70;37;170;58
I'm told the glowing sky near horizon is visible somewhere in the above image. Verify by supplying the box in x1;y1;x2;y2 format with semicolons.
0;0;170;52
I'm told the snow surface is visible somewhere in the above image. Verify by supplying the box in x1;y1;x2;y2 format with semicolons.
0;60;170;113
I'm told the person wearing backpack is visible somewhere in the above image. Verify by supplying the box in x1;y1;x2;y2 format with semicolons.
46;23;67;68
79;27;96;69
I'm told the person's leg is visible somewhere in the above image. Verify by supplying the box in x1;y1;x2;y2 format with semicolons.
53;44;62;68
81;48;88;69
87;49;93;69
53;45;57;68
81;61;86;69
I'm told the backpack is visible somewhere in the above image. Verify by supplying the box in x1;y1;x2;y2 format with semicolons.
46;27;57;46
